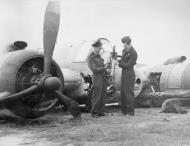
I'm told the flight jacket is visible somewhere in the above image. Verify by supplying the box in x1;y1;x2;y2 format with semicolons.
87;51;106;74
119;46;137;70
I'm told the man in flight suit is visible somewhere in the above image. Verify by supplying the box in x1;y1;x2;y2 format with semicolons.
119;36;138;116
87;39;108;118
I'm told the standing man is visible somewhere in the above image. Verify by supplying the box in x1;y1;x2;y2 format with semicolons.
119;36;137;116
87;39;108;118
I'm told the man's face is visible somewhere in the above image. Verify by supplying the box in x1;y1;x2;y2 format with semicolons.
94;46;102;54
123;42;130;49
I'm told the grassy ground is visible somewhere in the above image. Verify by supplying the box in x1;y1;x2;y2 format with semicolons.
0;107;190;146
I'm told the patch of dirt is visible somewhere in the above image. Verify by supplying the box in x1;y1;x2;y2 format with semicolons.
0;106;190;146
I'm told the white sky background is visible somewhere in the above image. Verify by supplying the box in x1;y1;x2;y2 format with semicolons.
0;0;190;65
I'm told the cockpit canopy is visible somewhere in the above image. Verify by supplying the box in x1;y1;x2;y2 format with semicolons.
73;38;113;64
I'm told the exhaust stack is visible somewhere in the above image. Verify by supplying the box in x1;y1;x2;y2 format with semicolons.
163;56;186;65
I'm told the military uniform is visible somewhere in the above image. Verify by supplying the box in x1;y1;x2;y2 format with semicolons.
119;46;137;115
87;51;107;116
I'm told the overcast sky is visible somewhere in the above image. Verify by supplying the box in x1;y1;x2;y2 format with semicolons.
0;0;190;65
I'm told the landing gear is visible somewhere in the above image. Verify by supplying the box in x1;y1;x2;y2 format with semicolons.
80;73;93;112
85;96;92;113
85;84;93;112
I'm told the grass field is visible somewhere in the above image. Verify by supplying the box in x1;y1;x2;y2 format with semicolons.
0;107;190;146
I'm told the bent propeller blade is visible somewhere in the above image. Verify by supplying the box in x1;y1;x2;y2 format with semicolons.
54;90;81;118
0;85;39;102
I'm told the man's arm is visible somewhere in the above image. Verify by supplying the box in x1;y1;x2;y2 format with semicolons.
87;56;105;73
119;52;137;68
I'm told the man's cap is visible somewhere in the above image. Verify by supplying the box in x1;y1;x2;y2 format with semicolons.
121;36;131;44
92;39;102;47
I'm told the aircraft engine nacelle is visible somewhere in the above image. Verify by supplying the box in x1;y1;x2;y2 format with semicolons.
160;63;190;91
142;63;190;92
0;50;64;94
0;50;64;119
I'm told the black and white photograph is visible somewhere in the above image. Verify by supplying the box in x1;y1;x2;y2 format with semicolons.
0;0;190;145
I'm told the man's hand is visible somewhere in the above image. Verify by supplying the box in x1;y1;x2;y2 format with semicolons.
105;63;110;69
118;60;123;68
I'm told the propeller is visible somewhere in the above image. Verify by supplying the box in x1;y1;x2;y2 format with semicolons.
0;1;81;119
43;1;60;74
0;85;38;102
42;1;81;118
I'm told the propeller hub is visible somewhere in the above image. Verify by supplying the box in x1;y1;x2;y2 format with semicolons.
43;76;61;91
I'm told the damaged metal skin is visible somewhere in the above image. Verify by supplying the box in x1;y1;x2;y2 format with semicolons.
135;63;190;113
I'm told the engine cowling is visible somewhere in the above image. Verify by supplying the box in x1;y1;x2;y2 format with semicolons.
160;63;190;91
0;50;64;119
0;50;64;94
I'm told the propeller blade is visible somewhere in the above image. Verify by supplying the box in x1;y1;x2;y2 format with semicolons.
43;1;60;74
0;85;39;102
54;90;81;118
26;99;58;119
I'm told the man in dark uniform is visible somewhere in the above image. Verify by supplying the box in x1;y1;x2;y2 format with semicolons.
119;36;138;116
87;39;108;118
